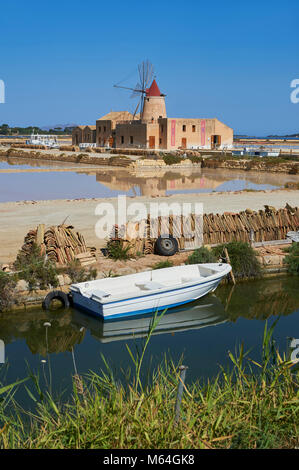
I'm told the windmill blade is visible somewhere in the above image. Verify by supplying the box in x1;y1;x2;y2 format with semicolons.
113;84;136;91
113;68;138;87
144;61;154;88
133;99;141;119
113;60;155;113
130;82;143;99
138;63;145;90
140;93;145;116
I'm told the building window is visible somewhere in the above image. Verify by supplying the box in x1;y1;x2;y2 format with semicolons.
130;136;133;144
182;125;186;132
104;126;106;132
159;138;162;144
98;126;101;132
161;125;164;132
192;125;196;132
121;136;124;144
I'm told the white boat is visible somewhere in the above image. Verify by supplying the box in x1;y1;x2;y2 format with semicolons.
71;295;228;342
26;133;59;148
232;147;279;157
70;263;231;320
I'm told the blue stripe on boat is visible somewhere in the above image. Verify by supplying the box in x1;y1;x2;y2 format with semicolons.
73;298;193;320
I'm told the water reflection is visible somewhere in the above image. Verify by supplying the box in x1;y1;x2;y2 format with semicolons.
0;277;298;356
71;295;228;343
0;309;85;356
91;168;282;197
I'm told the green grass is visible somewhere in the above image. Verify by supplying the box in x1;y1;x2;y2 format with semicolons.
0;319;298;449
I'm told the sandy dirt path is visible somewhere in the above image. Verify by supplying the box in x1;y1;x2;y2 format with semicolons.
0;189;299;263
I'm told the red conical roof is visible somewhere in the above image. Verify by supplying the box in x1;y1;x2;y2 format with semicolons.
146;79;161;97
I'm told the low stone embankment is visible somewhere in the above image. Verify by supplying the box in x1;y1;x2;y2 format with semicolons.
0;147;133;168
202;158;299;174
2;145;299;173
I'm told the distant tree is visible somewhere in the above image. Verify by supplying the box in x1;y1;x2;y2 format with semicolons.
0;123;10;135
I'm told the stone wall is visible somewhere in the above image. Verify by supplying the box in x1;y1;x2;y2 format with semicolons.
203;157;299;174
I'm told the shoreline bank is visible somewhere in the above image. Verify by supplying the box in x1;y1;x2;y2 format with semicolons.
1;145;299;174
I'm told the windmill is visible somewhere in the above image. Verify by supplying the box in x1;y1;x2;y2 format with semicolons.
113;60;155;119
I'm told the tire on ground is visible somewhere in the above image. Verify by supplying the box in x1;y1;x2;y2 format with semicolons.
42;290;70;310
154;236;179;256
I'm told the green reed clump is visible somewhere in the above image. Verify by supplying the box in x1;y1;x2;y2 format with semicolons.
187;155;203;164
14;243;58;291
186;247;217;264
0;272;18;311
284;242;299;275
0;320;298;449
162;154;183;165
106;240;133;261
212;241;262;280
63;259;97;283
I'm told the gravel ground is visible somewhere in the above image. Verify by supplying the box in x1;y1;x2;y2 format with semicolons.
0;189;298;263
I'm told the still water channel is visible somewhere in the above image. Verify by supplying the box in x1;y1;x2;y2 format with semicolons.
1;276;298;408
1;156;299;202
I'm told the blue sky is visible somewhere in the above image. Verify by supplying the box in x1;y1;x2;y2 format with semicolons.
0;0;298;135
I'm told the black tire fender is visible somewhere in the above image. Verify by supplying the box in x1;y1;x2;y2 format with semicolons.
154;235;179;256
42;290;70;310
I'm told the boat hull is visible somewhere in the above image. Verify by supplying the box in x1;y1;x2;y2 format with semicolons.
71;275;223;320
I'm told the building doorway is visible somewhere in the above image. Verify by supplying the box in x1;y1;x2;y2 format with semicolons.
181;137;187;148
211;135;221;149
149;136;155;149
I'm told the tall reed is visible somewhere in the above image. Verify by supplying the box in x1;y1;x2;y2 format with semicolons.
0;319;298;449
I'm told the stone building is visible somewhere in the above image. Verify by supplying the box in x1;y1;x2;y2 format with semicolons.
114;80;233;150
73;79;233;150
83;125;96;144
72;126;85;145
96;111;136;147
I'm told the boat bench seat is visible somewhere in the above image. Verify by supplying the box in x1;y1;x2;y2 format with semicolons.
90;289;111;300
181;276;201;284
135;281;165;291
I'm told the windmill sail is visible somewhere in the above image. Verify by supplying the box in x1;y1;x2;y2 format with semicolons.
114;60;154;118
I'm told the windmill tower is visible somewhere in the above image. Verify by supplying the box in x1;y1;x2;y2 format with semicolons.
142;79;167;123
113;60;166;122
